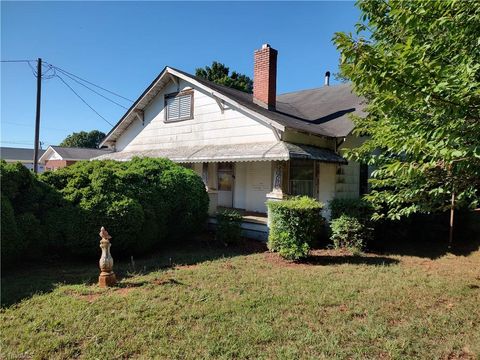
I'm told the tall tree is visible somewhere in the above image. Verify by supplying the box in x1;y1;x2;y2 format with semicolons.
333;0;480;221
196;61;253;93
59;130;106;148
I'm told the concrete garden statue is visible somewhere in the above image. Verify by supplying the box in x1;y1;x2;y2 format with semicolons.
98;226;117;287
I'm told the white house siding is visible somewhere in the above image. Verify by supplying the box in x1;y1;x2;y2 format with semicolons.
230;161;272;213
335;161;360;199
234;162;247;210
335;134;365;199
318;162;337;219
46;150;63;161
282;130;333;149
114;79;277;152
192;163;203;176
245;162;272;213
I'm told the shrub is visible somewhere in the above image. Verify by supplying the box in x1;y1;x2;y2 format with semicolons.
267;196;324;260
216;209;242;245
329;198;372;221
1;162;51;266
1;158;208;263
1;195;22;267
330;215;372;252
41;157;209;258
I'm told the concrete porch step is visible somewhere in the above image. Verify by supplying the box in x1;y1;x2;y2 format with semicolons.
208;216;268;242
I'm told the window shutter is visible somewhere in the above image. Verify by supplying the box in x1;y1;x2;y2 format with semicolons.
166;92;192;121
166;97;180;120
179;94;191;118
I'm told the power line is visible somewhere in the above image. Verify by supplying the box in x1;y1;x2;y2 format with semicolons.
0;59;35;63
3;59;128;127
1;121;70;132
40;63;57;80
46;62;134;103
0;140;35;145
55;73;113;126
55;67;128;110
0;140;51;149
27;60;38;77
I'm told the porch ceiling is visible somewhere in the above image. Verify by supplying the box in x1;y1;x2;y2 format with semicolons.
93;141;347;164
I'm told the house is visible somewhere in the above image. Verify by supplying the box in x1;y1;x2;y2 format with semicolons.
0;147;46;173
39;146;112;171
95;44;366;239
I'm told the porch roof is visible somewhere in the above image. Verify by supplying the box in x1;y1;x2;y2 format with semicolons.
93;141;347;164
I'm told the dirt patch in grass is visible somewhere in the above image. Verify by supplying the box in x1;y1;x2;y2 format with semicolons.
445;350;476;360
152;278;185;286
63;284;143;303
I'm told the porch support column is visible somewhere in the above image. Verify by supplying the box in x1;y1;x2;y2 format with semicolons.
266;162;285;228
204;162;218;216
202;163;209;190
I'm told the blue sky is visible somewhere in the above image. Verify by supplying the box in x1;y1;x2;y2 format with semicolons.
1;1;360;148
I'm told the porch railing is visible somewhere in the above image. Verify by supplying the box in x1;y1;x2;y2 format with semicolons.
289;180;314;197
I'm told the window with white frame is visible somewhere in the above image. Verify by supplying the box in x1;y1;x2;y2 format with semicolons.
165;90;193;122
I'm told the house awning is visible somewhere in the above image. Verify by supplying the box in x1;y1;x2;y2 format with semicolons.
93;141;347;164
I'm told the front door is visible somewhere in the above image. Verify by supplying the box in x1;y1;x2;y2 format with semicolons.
217;162;234;208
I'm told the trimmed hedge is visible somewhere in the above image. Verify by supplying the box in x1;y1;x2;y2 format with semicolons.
1;162;70;267
1;158;209;266
1;194;22;266
267;196;325;260
216;209;242;245
41;157;209;258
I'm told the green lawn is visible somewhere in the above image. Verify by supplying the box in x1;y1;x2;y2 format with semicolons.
1;238;479;359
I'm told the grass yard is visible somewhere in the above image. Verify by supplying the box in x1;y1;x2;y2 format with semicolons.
1;237;479;359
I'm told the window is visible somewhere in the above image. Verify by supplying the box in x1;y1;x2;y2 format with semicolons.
289;159;314;197
165;90;193;122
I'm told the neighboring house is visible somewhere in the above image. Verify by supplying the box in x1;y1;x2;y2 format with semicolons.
0;147;46;173
39;146;112;171
95;44;367;238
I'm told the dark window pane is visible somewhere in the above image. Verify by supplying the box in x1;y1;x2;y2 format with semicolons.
289;159;314;197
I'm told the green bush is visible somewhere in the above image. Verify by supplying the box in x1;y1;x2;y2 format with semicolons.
1;157;209;264
1;195;22;267
1;162;53;266
267;196;324;260
329;198;372;221
330;215;372;252
41;157;209;258
216;209;242;245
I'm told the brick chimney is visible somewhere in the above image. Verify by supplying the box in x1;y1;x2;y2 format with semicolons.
253;44;277;110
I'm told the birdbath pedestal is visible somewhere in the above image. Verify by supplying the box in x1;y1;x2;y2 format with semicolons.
98;227;117;287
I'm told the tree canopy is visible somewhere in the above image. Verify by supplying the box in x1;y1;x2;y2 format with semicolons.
195;61;253;93
334;0;480;220
59;130;106;148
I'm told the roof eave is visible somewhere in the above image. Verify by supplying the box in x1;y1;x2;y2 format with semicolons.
99;67;287;147
38;146;58;163
99;67;169;147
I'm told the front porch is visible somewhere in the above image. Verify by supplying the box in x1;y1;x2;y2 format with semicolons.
96;140;350;232
208;208;269;241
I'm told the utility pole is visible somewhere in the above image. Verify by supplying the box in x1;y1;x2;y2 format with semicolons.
33;58;41;173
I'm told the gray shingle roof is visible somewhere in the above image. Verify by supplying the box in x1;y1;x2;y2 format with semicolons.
50;146;111;160
0;147;46;162
171;68;365;138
